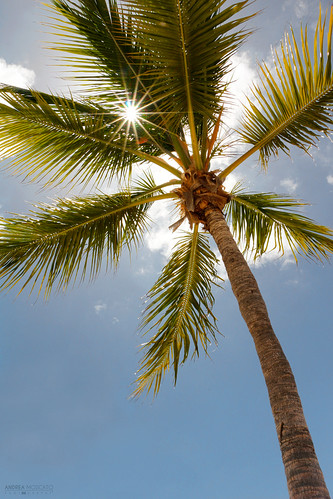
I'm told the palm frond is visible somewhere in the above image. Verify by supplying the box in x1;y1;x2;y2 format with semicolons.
123;0;253;131
49;0;253;153
49;0;176;142
225;189;333;261
132;227;222;398
237;5;333;168
0;87;181;186
49;0;141;93
0;182;173;297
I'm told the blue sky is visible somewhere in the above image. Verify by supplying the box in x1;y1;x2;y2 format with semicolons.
0;1;332;498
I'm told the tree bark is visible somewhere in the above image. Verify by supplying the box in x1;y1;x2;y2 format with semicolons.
205;207;330;499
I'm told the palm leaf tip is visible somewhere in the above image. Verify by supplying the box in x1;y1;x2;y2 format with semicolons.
131;227;223;398
238;5;333;168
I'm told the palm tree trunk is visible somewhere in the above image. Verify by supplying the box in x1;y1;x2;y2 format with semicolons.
205;207;330;499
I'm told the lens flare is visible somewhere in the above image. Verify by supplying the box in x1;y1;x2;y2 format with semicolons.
124;100;139;123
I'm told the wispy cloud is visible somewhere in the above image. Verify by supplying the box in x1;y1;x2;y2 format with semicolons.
282;0;309;19
327;175;333;185
280;177;299;193
294;0;309;19
251;249;294;269
94;302;107;315
286;279;299;286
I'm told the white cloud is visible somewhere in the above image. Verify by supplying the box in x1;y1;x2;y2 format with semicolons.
280;177;298;193
224;52;257;131
135;266;148;275
0;58;35;88
327;175;333;185
144;198;185;259
281;256;296;268
94;302;107;315
282;0;309;19
251;249;293;269
0;58;36;160
222;172;242;192
145;224;176;259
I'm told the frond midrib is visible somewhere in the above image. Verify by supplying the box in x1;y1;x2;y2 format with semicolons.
249;80;333;148
175;0;201;167
174;224;199;335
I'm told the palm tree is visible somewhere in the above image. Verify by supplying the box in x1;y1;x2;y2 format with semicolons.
0;0;332;496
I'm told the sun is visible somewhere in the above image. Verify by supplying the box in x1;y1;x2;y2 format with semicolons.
124;100;139;123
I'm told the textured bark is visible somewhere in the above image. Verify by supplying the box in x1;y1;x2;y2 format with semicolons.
205;207;330;499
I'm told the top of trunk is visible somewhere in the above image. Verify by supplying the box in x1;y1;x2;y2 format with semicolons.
173;168;231;230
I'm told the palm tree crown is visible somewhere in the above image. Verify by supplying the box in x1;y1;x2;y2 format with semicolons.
1;0;332;393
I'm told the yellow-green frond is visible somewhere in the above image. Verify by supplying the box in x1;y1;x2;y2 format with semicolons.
123;0;253;130
48;0;166;136
0;182;171;297
238;5;333;168
226;189;333;262
49;0;141;93
0;87;179;186
132;227;222;398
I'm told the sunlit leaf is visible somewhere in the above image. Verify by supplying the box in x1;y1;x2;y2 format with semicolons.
0;181;172;297
0;87;179;186
237;6;333;168
226;189;333;261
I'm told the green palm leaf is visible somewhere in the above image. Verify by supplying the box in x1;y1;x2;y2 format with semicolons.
133;227;221;397
50;0;145;94
124;0;253;129
49;0;178;142
0;183;172;296
0;87;180;186
51;0;252;122
226;189;333;261
49;0;253;163
236;6;333;169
